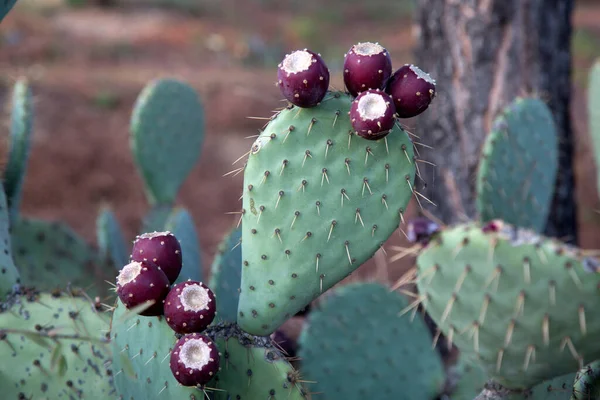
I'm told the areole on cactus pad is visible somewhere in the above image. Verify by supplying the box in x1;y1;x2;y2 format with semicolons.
237;91;416;335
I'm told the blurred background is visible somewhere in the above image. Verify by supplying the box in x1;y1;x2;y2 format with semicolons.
0;0;599;280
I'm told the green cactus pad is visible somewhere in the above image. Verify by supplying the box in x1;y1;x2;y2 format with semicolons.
588;59;600;200
0;290;114;399
448;358;488;400
11;217;111;298
3;78;34;222
110;298;205;399
0;185;20;297
416;220;600;389
141;204;173;233
209;226;241;323
0;0;18;22
164;207;203;283
96;206;129;271
130;78;205;205
209;324;309;400
238;91;416;335
298;282;445;400
572;360;600;400
475;97;558;233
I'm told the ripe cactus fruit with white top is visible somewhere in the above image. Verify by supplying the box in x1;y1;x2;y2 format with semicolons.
385;64;436;118
116;259;171;316
277;49;330;108
131;231;183;284
349;89;396;140
163;280;217;334
169;333;221;387
343;42;392;97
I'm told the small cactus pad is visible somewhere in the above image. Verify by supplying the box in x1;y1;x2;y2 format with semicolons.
164;208;203;283
208;323;309;400
588;59;600;199
96;206;129;270
130;78;205;205
110;299;205;399
0;0;18;23
0;290;114;399
447;359;488;400
3;78;34;222
208;226;242;323
11;217;110;298
475;97;558;233
0;184;20;297
238;91;416;335
572;360;600;400
298;282;445;400
416;220;600;389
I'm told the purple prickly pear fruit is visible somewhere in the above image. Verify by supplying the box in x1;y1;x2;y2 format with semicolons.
482;219;504;233
343;42;392;97
169;333;220;386
116;260;171;316
163;280;217;334
385;64;436;118
131;231;182;284
349;89;396;141
406;217;440;245
277;49;330;108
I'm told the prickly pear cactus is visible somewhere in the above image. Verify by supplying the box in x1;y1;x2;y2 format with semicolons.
572;360;600;400
448;358;488;400
0;290;114;399
588;59;600;199
141;204;173;233
209;226;241;323
238;91;416;335
130;78;205;206
298;282;445;400
96;206;129;270
3;78;34;223
475;97;558;233
209;324;309;399
12;218;111;298
416;220;600;389
0;0;18;22
164;208;203;283
0;184;20;297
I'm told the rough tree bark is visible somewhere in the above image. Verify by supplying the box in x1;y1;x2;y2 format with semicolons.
413;0;577;244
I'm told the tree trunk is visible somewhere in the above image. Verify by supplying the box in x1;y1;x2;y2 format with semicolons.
413;0;577;244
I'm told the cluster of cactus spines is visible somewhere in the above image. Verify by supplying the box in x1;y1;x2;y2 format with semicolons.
96;205;129;270
475;97;559;233
415;220;600;389
298;282;445;399
237;89;417;336
0;183;20;297
0;289;114;399
3;78;34;224
129;78;205;206
164;208;204;283
588;58;600;200
208;226;242;323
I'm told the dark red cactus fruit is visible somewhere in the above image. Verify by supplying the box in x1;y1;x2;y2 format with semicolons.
116;260;171;316
406;217;440;245
131;231;182;284
385;64;436;118
482;219;504;233
343;42;392;97
349;89;396;141
169;333;220;387
277;49;330;108
163;280;217;334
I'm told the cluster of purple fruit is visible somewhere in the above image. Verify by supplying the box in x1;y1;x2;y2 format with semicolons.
277;42;436;140
115;231;220;388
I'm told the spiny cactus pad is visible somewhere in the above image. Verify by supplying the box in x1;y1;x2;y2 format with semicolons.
588;59;600;200
11;217;110;298
110;298;205;399
209;226;241;323
448;358;488;400
96;206;129;271
0;184;19;297
130;78;205;205
572;360;600;400
475;97;558;233
3;78;34;222
164;208;203;283
0;290;114;399
208;324;309;400
141;204;173;233
298;282;445;400
416;221;600;389
238;91;416;335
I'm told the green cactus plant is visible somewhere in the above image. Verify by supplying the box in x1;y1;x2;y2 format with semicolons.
237;91;417;335
96;205;130;271
415;220;600;390
0;181;20;297
298;282;445;400
0;289;114;399
209;226;241;324
164;207;203;283
571;360;600;400
475;97;558;233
